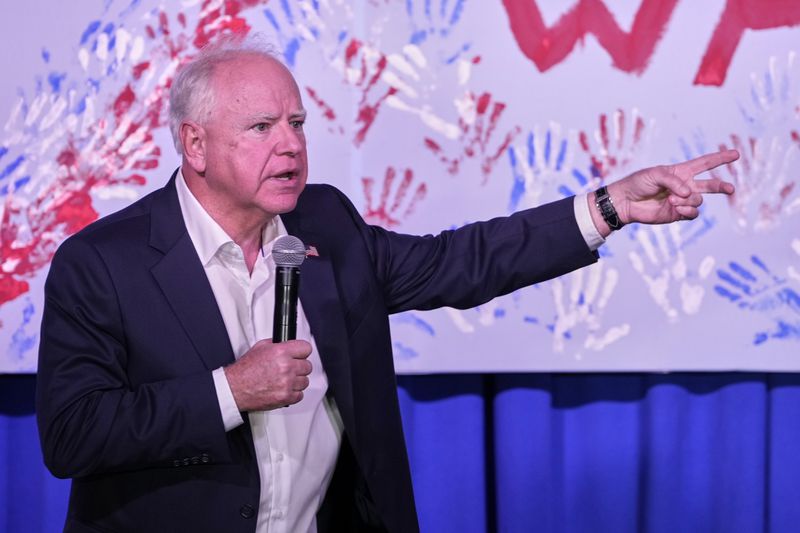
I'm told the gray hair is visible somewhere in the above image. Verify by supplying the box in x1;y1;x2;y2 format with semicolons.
168;35;281;155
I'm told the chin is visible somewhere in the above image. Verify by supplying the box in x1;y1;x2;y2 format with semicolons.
259;184;305;215
265;196;301;215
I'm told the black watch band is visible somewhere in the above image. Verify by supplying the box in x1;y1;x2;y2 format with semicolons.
594;186;624;230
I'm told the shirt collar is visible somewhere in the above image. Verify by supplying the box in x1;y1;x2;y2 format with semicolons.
175;168;286;265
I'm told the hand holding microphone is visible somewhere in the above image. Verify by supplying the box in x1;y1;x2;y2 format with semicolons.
224;236;312;411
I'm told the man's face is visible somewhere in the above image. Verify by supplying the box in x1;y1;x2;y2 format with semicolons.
199;54;308;222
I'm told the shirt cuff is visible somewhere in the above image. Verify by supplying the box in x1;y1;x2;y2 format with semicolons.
212;367;244;432
574;194;605;252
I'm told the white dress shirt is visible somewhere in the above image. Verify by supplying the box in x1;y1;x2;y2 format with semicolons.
176;171;343;533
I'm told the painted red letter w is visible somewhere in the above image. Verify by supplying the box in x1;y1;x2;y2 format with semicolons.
501;0;679;75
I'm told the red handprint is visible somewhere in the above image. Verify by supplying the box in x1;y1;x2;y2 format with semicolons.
305;86;345;136
713;133;800;230
362;167;427;228
342;38;398;146
578;108;650;181
0;1;270;307
424;91;520;181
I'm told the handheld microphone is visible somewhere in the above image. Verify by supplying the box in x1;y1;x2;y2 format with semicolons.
271;235;307;342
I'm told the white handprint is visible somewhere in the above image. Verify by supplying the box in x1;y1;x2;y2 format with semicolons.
550;262;630;353
628;224;717;320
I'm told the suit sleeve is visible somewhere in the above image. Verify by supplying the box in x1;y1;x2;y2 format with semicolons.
36;236;231;479
328;187;599;313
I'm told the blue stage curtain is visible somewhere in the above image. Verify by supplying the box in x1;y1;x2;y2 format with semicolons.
3;373;800;532
0;375;69;532
397;373;800;533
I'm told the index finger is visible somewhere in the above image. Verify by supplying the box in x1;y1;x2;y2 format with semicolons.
269;338;312;357
680;149;739;175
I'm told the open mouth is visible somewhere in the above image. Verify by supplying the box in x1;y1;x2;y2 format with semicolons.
272;171;297;181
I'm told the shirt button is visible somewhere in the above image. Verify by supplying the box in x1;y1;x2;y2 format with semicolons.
275;452;284;462
274;510;283;519
240;504;255;519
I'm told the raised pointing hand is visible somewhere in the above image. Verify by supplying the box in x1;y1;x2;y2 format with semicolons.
591;149;739;235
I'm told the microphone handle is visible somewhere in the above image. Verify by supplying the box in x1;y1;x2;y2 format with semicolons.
273;266;300;342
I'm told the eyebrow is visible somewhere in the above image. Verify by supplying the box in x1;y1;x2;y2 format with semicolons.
246;110;307;122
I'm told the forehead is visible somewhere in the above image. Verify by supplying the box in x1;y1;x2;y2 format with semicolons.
210;53;302;110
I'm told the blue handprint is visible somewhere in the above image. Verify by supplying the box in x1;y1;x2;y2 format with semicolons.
0;148;29;197
738;54;798;135
507;125;619;257
1;14;124;199
263;0;349;68
393;341;419;360
77;0;146;81
390;312;436;361
405;0;470;63
264;1;318;68
678;129;712;163
557;166;600;199
507;125;572;212
714;255;800;345
9;300;37;361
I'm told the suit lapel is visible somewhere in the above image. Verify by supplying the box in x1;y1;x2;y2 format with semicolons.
283;214;356;433
148;173;235;370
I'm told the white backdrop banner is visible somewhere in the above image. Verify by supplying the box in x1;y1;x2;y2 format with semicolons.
1;0;799;373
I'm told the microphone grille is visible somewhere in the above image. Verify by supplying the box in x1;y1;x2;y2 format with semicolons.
272;235;307;267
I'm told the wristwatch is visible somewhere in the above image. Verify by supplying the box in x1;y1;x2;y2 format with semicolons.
594;186;624;230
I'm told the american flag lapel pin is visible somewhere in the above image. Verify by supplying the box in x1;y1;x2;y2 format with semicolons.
305;245;319;258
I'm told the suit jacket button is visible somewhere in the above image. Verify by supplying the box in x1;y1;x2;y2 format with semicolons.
182;458;190;466
201;454;210;464
173;460;181;467
240;505;255;519
191;456;200;465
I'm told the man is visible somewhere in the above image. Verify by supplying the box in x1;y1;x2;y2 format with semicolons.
36;38;737;533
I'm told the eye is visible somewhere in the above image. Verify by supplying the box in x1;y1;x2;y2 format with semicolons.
252;122;269;132
290;120;305;129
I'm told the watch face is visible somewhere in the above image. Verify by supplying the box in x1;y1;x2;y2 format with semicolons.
597;193;622;229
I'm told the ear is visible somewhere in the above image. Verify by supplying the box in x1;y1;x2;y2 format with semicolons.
180;120;207;174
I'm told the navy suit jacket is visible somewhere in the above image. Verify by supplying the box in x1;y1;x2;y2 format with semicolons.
36;173;597;532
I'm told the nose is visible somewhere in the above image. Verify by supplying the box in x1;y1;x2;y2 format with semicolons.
276;120;304;156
